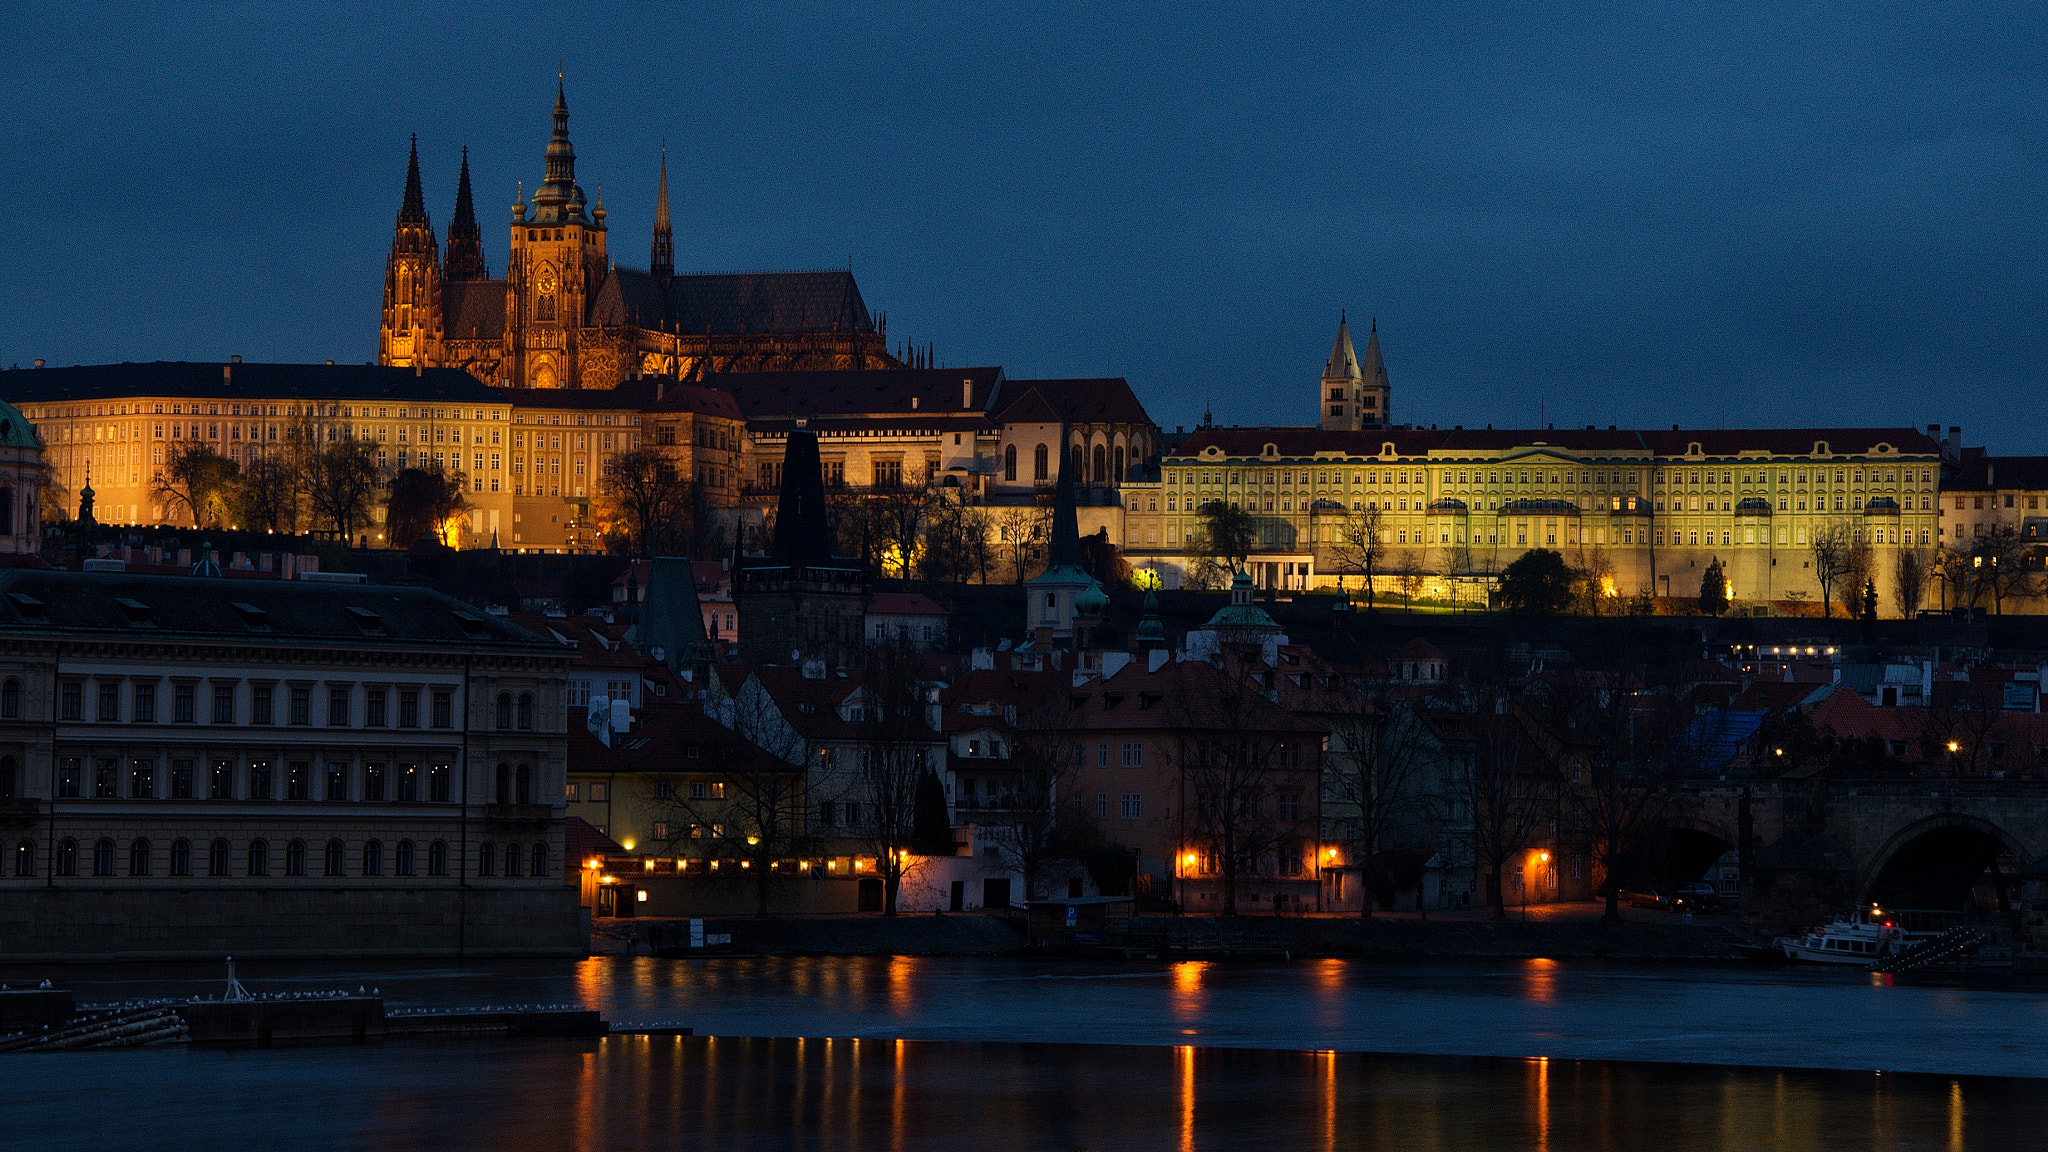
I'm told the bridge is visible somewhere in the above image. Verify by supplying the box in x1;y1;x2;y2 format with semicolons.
1665;779;2048;950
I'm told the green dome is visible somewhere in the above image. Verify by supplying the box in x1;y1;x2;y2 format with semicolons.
0;398;41;450
1075;582;1111;618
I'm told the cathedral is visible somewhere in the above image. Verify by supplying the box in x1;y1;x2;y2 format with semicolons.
379;84;898;390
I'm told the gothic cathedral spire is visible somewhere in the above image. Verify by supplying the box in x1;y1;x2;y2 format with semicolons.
650;147;674;280
445;145;489;281
379;134;443;370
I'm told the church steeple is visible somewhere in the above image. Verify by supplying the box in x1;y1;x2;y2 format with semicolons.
398;134;429;227
444;146;489;281
533;80;583;222
379;134;442;370
650;147;674;280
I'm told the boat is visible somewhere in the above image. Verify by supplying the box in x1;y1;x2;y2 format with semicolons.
1775;906;2014;971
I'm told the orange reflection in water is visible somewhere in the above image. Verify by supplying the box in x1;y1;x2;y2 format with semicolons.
1320;1050;1338;1152
1178;1044;1196;1152
1521;957;1559;1003
1948;1080;1965;1152
1525;1056;1550;1152
1170;961;1210;1030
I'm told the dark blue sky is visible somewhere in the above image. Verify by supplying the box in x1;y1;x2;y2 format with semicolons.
4;3;2045;449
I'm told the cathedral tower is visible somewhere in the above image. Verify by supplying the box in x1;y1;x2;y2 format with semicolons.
650;148;674;281
506;81;608;389
378;135;444;370
444;146;489;281
1317;313;1391;430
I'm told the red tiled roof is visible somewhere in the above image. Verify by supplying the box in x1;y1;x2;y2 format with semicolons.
564;816;626;864
1635;428;1939;458
1173;427;1448;459
1171;426;1943;461
997;378;1153;427
869;592;948;616
644;380;746;419
705;367;1005;420
491;382;661;410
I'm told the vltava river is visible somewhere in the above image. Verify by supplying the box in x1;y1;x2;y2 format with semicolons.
12;956;2048;1149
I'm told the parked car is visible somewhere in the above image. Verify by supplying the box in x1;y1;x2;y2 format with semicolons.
1672;883;1722;913
1619;887;1670;910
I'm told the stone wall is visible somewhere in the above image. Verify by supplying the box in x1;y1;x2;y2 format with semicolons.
0;884;583;961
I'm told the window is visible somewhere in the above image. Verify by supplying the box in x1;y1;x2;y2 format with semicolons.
86;837;115;876
496;692;512;730
516;764;533;805
496;763;511;804
287;761;309;801
328;688;350;726
285;839;306;877
0;678;16;719
517;693;533;730
399;690;420;727
129;838;151;877
56;758;80;798
428;840;448;876
1120;793;1142;820
249;760;273;800
212;685;235;724
128;759;153;798
98;682;120;722
326;763;348;801
60;682;81;721
14;839;32;877
324;839;345;877
247;839;269;877
56;838;77;876
363;763;385;802
208;838;230;877
366;689;387;727
94;759;117;798
398;763;418;802
532;843;547;876
1122;742;1143;768
1097;744;1109;768
1004;444;1017;481
289;686;311;725
133;682;156;722
429;763;450;803
251;685;272;725
587;782;608;802
396;840;415;876
504;842;522;876
478;842;496;877
432;691;452;728
210;761;234;800
1096;793;1109;819
174;684;196;723
362;839;383;877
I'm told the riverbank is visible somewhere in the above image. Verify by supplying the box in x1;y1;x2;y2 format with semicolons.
591;903;1753;961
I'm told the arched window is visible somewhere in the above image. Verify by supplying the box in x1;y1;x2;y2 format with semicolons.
531;842;547;876
169;839;190;876
1034;444;1048;482
503;842;522;877
495;763;511;805
247;839;269;876
0;679;17;719
56;838;76;876
93;838;115;877
362;839;383;877
1092;444;1107;485
517;693;534;730
1004;444;1017;482
515;764;532;806
15;839;34;877
495;693;512;730
478;842;496;877
286;839;306;876
1114;445;1125;486
429;840;448;876
1070;444;1083;483
0;756;14;798
395;839;415;876
129;838;151;877
208;838;230;877
324;839;345;877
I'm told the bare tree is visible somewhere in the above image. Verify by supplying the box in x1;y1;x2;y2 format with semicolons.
1446;681;1550;920
1188;501;1256;578
848;645;945;914
1892;546;1934;619
1327;505;1386;610
153;442;241;528
1324;680;1434;916
600;446;689;556
1974;525;2039;615
238;454;303;535
987;503;1050;583
1166;649;1318;916
973;671;1083;902
385;465;468;546
303;440;380;543
693;672;821;916
1809;520;1855;619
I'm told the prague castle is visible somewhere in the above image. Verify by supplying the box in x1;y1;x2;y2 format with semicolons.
380;83;896;391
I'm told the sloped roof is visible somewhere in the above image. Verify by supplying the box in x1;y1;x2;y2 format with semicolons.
1945;453;2048;493
1324;317;1361;381
491;382;660;411
1173;427;1450;459
3;361;498;405
674;270;875;334
706;366;1004;420
1636;428;1940;458
997;378;1153;427
869;592;948;617
443;280;507;342
644;380;745;419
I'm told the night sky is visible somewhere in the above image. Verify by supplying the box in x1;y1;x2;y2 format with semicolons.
4;3;2044;449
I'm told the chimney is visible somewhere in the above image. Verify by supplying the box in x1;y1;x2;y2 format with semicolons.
231;355;242;364
963;379;973;409
1987;463;1995;487
325;360;334;366
656;377;665;402
223;365;232;385
32;359;43;368
910;395;918;410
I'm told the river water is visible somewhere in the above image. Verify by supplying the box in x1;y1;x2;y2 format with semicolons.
11;955;2048;1149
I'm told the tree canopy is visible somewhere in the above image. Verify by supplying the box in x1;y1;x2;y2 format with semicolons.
1496;548;1575;614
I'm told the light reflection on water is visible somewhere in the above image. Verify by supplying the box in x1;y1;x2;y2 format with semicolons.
19;1035;2047;1151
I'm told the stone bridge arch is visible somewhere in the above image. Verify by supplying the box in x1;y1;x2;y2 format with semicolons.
1855;810;2032;908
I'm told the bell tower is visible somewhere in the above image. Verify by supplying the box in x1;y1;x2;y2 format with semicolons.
506;80;607;389
1318;312;1362;431
378;135;443;370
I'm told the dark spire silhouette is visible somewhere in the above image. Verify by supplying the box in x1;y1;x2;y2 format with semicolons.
444;146;489;280
398;134;429;227
768;429;835;570
650;146;674;279
1047;447;1082;569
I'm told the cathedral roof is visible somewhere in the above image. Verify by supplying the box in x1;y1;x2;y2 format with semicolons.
705;366;1005;421
0;397;39;449
2;362;498;405
443;280;507;342
592;267;880;338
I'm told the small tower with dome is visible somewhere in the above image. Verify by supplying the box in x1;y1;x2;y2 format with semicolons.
0;398;44;555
